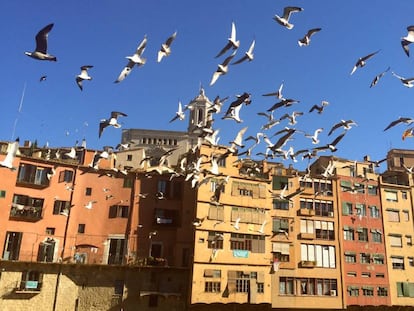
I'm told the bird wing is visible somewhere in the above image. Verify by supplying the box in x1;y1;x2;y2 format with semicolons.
165;31;177;46
76;77;83;90
115;60;135;83
35;23;54;54
283;6;303;19
135;36;148;56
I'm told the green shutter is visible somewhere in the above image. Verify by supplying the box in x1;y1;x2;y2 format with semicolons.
342;202;350;215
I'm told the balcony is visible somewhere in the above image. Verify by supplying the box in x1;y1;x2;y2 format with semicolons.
10;203;43;222
299;232;314;240
299;260;316;268
298;208;315;216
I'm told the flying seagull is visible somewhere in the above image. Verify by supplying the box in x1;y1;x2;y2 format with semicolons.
169;101;185;123
350;50;380;75
370;66;390;88
273;6;303;30
328;119;357;136
262;82;284;99
267;98;300;112
232;39;255;65
383;117;414;131
314;132;346;153
298;28;321;47
391;72;414;88
25;23;57;61
157;31;177;63
215;22;240;58
210;51;236;86
401;26;414;57
39;75;47;82
115;35;147;83
76;65;93;91
309;100;329;114
99;111;128;138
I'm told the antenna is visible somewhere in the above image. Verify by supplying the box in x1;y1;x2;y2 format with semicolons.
11;82;27;140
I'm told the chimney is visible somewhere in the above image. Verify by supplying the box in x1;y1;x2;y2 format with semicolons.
24;140;32;147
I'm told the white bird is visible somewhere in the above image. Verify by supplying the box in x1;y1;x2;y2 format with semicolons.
169;101;185;123
115;35;147;83
309;100;329;114
258;220;267;234
232;217;241;230
84;200;97;209
64;147;77;159
328;119;357;136
222;103;243;123
305;128;324;144
157;31;177;63
210;51;236;86
401;25;414;57
0;138;20;170
229;126;248;150
391;72;414;88
204;128;220;146
273;6;303;29
298;28;321;47
370;67;390;88
280;111;304;125
99;111;128;138
215;22;240;58
25;23;57;61
232;39;255;65
262;81;284;99
76;65;93;91
350;50;380;75
258;111;280;130
383;117;414;131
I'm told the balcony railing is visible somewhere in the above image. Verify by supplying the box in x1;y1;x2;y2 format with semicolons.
299;260;316;268
298;208;315;216
10;203;43;221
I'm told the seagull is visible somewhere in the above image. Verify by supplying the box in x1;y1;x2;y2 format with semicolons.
215;22;240;58
401;25;414;57
229;126;248;150
39;75;47;82
309;100;329;114
169;101;185;123
210;51;236;86
222;104;243;123
267;98;300;112
328;119;357;136
273;6;303;30
76;65;93;91
0;138;19;170
258;220;267;234
383;117;414;131
298;28;321;47
402;163;414;174
402;127;414;140
257;111;280;130
232;217;241;230
262;81;284;99
157;31;177;63
64;147;77;159
84;200;97;209
99;111;128;138
370;66;390;88
350;50;380;75
280;111;304;125
232;39;255;65
314;132;346;153
115;35;147;83
305;128;324;144
25;23;57;61
391;72;414;88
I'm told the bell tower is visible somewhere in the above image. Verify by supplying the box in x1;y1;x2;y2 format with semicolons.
187;87;213;133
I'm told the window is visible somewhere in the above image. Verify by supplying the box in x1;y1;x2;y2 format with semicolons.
348;286;359;296
123;178;133;188
58;170;73;183
367;185;377;195
205;281;221;292
204;269;221;292
362;286;374;296
345;252;356;263
154;208;179;226
342;202;353;215
273;218;289;235
301;244;336;268
208;204;224;221
45;227;55;235
387;209;400;222
389;234;403;247
217;157;226;167
384;190;397;202
280;277;337;296
0;190;6;198
314;200;333;217
230;233;265;253
354;183;365;194
396;282;414;297
235;272;250;293
272;176;288;190
17;163;50;186
408;257;414;267
85;187;92;196
361;272;371;278
347;272;357;277
407;235;413;246
314;221;334;240
300;219;314;235
343;227;354;241
357;228;368;242
273;242;290;262
231;207;266;225
375;273;385;278
273;199;289;210
355;203;366;217
371;230;382;243
340;180;352;192
403;210;410;221
372;254;384;265
11;194;44;220
19;270;43;291
279;277;294;295
78;224;85;233
377;287;388;296
402;191;408;200
3;231;22;260
126;154;133;161
53;200;70;215
207;232;223;249
313;180;332;196
109;205;129;218
391;256;405;270
360;253;370;264
369;205;380;218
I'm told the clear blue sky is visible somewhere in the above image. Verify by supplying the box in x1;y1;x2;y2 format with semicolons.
2;1;414;171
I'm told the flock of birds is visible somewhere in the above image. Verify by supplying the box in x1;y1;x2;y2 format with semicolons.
4;5;414;178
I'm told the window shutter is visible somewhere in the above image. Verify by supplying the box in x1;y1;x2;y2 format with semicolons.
108;205;117;218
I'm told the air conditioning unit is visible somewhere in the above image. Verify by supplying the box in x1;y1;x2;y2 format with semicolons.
330;289;337;296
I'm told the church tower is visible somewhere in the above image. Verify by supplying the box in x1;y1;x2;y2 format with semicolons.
187;87;213;133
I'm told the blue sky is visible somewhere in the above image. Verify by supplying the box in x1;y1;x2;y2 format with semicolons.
2;1;414;171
